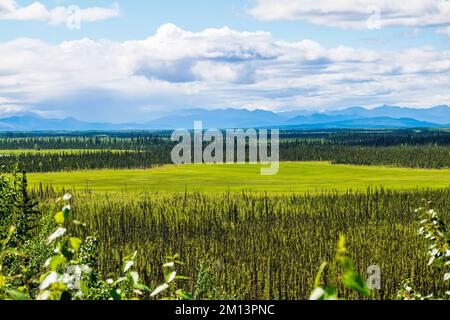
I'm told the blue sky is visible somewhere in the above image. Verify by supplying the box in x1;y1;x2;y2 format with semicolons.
0;0;450;122
2;0;448;49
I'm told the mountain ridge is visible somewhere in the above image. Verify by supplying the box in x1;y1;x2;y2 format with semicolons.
0;105;449;131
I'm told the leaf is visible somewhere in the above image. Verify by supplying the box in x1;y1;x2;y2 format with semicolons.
55;206;71;225
39;272;59;290
69;237;82;252
342;270;371;297
5;289;31;300
314;262;327;288
444;273;450;281
165;271;177;284
338;256;354;271
163;262;175;268
46;228;67;245
135;283;151;292
129;271;139;285
123;260;134;273
114;277;128;285
72;220;87;232
150;283;169;297
62;205;71;214
37;291;51;301
110;288;122;301
309;287;327;300
54;211;65;225
176;289;192;300
47;255;66;271
79;280;90;296
124;251;138;261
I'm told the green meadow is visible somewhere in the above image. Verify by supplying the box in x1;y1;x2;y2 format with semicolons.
27;162;450;193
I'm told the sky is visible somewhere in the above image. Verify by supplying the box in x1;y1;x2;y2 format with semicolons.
0;0;450;122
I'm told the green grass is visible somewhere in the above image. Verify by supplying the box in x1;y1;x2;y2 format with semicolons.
27;162;450;193
0;149;131;155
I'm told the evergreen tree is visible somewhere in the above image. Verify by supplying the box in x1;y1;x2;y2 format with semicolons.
13;172;40;242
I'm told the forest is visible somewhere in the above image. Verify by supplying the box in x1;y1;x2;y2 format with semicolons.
0;129;449;172
0;128;449;301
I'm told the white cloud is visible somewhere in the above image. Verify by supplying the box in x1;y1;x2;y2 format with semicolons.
0;0;119;25
248;0;450;29
437;26;450;37
0;24;449;121
0;96;27;116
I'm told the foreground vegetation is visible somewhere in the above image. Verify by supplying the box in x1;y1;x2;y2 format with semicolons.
2;170;449;300
32;187;448;300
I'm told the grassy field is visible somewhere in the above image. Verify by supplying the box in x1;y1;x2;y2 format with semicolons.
27;162;450;193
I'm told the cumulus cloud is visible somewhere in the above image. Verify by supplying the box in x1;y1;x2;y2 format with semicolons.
437;26;450;37
0;0;119;25
0;24;449;121
248;0;450;29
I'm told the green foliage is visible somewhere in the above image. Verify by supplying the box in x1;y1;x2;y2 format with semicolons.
417;205;450;275
0;171;191;301
35;195;173;300
397;204;450;300
0;168;20;235
150;254;191;300
13;172;40;242
0;226;29;300
57;188;450;300
309;235;371;300
0;169;40;244
396;279;434;300
194;260;236;300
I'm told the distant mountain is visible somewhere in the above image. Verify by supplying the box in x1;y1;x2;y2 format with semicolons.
326;105;450;125
0;105;449;131
0;114;141;131
146;105;449;129
149;108;285;129
282;117;441;129
285;105;450;126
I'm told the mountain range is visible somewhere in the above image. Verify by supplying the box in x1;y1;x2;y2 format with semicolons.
0;105;449;131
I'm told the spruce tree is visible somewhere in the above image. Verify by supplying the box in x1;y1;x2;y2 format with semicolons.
14;171;39;242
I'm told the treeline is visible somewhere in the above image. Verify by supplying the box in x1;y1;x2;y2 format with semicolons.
0;129;449;172
0;135;172;151
0;129;449;149
280;143;450;169
0;145;447;173
280;129;450;146
1;151;171;172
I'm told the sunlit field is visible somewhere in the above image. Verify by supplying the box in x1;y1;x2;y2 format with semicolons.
27;161;450;193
